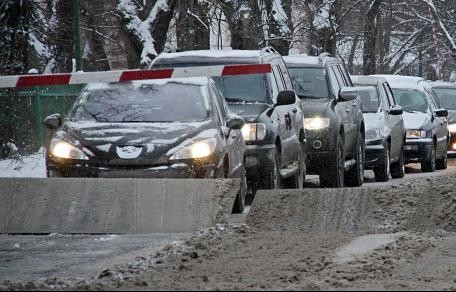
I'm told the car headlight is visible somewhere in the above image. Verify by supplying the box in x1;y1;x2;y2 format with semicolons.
241;123;267;141
448;123;456;133
304;117;330;130
170;138;217;160
406;130;426;139
50;139;89;160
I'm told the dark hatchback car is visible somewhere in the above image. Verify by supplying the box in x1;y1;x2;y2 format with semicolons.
284;54;365;188
151;48;306;194
387;79;449;172
44;77;247;212
429;81;456;156
352;76;406;182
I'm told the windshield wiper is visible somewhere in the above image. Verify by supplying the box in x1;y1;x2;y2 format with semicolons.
225;97;246;103
298;95;324;99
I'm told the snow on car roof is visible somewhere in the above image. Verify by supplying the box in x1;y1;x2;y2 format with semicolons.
84;77;211;91
371;74;425;84
283;55;320;66
351;75;387;86
157;50;265;59
429;80;456;89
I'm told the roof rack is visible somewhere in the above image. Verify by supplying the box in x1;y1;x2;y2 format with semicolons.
318;52;332;62
262;46;279;55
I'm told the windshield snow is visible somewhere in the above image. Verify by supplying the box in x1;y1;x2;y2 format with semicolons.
288;67;329;99
392;88;429;113
71;82;210;123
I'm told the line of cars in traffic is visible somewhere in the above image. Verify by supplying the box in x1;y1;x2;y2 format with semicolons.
43;47;456;213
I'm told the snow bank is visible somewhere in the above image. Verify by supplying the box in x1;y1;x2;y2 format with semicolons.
0;149;46;178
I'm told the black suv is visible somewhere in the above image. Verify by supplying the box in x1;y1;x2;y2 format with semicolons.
151;48;306;195
284;54;365;188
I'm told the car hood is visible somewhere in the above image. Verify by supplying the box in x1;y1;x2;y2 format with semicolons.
364;112;385;132
402;112;430;130
57;120;216;165
300;98;332;117
228;103;270;122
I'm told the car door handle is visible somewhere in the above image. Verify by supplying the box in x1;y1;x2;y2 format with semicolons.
292;108;298;114
352;101;357;107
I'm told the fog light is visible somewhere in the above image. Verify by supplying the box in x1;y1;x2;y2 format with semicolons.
313;141;323;150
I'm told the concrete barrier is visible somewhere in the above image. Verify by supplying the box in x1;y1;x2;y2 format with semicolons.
0;178;239;234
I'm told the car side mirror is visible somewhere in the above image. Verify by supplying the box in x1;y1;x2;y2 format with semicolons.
44;113;62;130
276;91;297;107
227;114;245;130
389;105;403;116
435;109;448;118
338;87;358;102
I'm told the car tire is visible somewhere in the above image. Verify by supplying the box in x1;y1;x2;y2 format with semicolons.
391;146;406;179
283;144;305;189
232;165;247;214
437;149;448;170
320;134;344;188
422;142;436;173
259;148;281;190
345;133;365;187
374;142;390;182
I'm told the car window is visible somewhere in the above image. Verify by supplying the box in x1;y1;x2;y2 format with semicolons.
279;62;294;90
331;65;345;88
213;74;268;103
339;64;353;87
272;65;286;91
327;66;341;98
354;86;379;113
71;82;210;123
432;87;456;110
392;88;429;113
211;85;227;125
382;83;394;107
288;67;329;99
268;72;280;103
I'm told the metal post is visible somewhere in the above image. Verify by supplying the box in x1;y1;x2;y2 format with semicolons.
72;0;82;71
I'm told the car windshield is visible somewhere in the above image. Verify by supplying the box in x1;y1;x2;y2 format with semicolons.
392;88;429;113
288;67;329;99
71;82;210;123
355;86;380;113
432;88;456;110
213;74;268;103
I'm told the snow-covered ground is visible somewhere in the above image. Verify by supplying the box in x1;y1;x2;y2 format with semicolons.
0;149;46;178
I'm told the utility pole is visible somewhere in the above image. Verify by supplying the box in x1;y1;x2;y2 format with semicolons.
72;0;82;71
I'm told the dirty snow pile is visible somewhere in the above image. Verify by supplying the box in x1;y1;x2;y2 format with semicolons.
0;149;46;178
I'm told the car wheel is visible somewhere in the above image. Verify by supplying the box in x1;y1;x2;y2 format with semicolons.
320;134;344;188
345;133;365;187
260;149;281;190
232;165;247;214
391;146;406;179
437;149;448;170
283;144;305;189
374;142;390;182
422;142;436;173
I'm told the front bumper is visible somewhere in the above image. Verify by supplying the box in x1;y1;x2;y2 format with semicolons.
47;160;218;179
244;144;276;178
404;138;433;163
305;129;338;174
365;144;386;169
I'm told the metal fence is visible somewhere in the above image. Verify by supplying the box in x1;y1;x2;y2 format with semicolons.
0;85;83;157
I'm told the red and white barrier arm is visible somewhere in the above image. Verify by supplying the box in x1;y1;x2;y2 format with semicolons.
0;64;272;89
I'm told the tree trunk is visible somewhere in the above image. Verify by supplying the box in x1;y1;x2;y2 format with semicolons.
176;0;209;51
363;0;382;75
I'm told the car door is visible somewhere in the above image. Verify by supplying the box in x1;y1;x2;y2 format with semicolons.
271;62;296;166
211;83;244;178
382;82;403;160
329;64;355;153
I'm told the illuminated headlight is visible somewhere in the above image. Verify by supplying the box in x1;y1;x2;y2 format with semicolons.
50;139;89;160
406;130;426;139
170;138;217;160
241;123;267;141
448;123;456;133
304;117;330;130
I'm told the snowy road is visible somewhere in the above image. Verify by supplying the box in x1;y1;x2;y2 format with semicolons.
1;159;456;290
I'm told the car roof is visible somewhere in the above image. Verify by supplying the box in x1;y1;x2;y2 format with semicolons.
351;75;387;86
84;77;212;91
284;53;340;68
371;74;425;84
428;80;456;89
151;49;282;67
